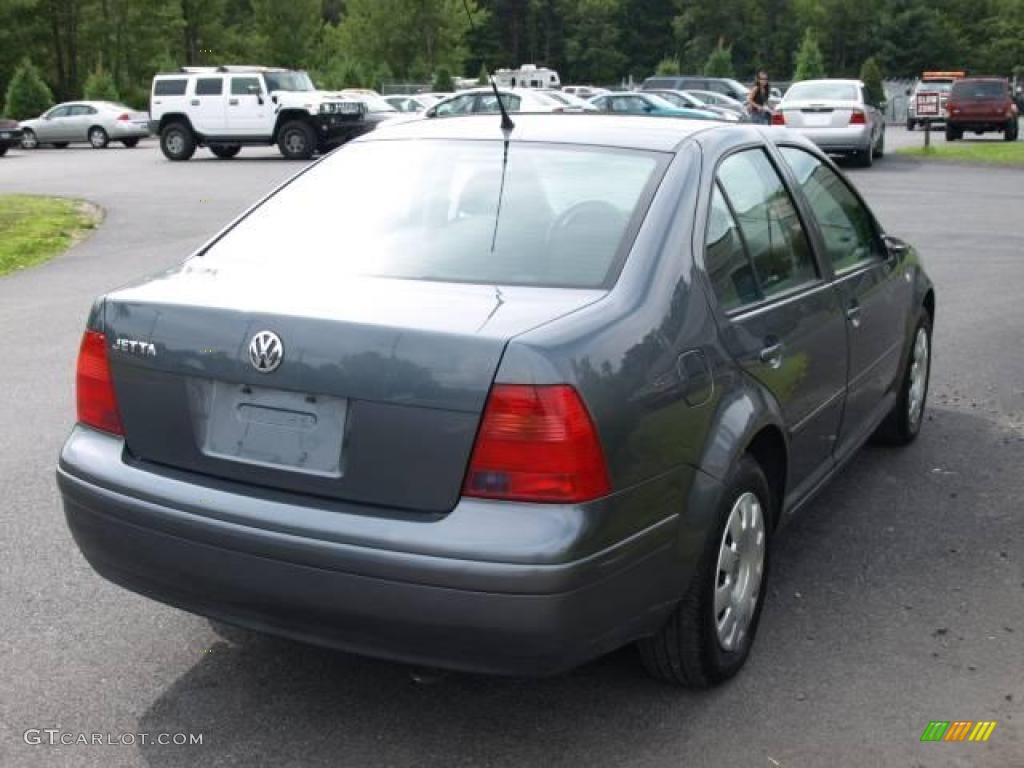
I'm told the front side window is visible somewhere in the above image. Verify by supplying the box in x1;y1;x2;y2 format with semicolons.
715;149;817;301
47;106;71;118
779;147;882;272
434;95;474;116
231;77;262;96
71;105;97;116
201;141;666;289
195;78;223;96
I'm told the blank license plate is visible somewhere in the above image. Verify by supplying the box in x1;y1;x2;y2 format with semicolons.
187;379;348;477
802;113;832;127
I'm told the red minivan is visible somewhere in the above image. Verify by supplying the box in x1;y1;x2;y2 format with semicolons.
945;77;1019;141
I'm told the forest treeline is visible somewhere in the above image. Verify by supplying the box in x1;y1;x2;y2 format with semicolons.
1;0;1022;111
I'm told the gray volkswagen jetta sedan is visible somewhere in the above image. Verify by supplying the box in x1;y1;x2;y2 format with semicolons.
58;114;934;687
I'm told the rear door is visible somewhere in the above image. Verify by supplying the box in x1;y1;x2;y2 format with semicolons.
190;76;227;135
69;104;98;141
703;146;847;500
777;146;912;455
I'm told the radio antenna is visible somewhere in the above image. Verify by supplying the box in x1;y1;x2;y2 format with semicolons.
461;0;514;131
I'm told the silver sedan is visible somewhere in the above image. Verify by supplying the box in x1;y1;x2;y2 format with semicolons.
20;101;150;149
774;79;885;167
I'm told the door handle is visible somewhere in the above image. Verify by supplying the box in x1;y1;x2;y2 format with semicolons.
759;342;784;368
229;99;239;106
847;301;863;328
190;99;199;106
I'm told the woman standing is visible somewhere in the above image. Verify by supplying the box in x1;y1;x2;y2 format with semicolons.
748;71;772;124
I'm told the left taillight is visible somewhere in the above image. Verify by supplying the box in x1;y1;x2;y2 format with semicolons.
117;113;131;122
849;109;867;125
76;330;123;435
462;384;611;504
771;111;786;126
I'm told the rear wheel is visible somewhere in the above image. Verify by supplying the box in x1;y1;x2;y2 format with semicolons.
121;138;139;148
855;144;874;167
1005;119;1019;142
945;125;960;141
277;120;316;160
638;456;771;687
160;121;196;161
0;144;7;157
873;311;932;445
210;144;241;159
88;126;109;149
20;129;38;149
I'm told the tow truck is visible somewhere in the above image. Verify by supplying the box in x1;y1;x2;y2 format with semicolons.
906;71;965;130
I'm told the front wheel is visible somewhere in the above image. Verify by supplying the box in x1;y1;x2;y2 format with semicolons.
906;119;915;131
21;129;38;149
638;456;771;687
88;126;109;149
873;312;932;445
277;120;316;160
1005;119;1019;142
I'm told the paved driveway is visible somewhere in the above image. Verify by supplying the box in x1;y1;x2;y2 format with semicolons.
0;141;1021;767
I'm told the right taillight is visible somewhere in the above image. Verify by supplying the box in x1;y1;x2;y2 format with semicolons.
849;109;866;125
771;111;785;126
76;330;123;436
462;384;611;504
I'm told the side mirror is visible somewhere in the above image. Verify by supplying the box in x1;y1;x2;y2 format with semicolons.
271;94;278;105
884;235;910;261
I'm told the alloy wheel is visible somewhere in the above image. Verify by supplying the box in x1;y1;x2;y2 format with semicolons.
907;327;929;428
714;491;766;652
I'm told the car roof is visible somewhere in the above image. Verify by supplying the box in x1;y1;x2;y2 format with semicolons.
360;113;723;152
789;78;862;86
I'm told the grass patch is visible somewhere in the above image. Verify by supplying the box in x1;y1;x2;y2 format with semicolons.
897;141;1024;166
0;194;102;277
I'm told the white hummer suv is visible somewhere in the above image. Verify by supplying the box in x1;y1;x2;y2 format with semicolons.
149;66;386;161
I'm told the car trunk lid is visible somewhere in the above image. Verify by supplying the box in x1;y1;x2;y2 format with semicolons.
103;264;602;513
781;100;860;128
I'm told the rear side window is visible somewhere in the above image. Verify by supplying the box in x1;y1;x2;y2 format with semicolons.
710;149;817;306
153;79;187;96
475;93;521;113
195;78;223;96
779;147;882;272
705;185;760;311
201;141;666;289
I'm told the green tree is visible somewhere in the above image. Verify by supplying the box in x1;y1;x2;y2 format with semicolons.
655;56;680;76
3;58;53;120
83;67;119;101
704;42;735;78
254;0;323;69
564;0;628;84
432;67;454;91
859;56;884;105
477;62;489;85
793;28;826;81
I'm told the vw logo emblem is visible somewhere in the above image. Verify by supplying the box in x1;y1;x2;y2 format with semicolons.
249;331;284;373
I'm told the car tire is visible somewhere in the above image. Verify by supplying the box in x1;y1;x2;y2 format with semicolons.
88;126;109;149
160;122;196;161
945;125;958;141
873;128;885;158
1005;119;1019;142
856;144;874;167
21;129;38;149
277;120;316;160
121;138;139;148
637;455;771;688
906;119;915;131
0;144;7;157
210;144;241;159
873;310;932;446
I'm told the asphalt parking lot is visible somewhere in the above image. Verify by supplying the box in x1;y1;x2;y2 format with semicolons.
0;132;1021;767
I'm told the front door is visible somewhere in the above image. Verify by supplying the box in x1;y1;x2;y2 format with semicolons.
38;105;73;141
227;76;270;136
704;147;848;501
190;76;227;136
777;146;912;456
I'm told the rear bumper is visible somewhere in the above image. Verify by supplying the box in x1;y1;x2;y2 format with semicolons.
58;426;692;675
947;117;1010;131
788;125;872;153
107;123;151;140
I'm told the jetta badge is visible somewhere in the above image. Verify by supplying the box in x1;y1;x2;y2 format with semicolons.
249;331;284;373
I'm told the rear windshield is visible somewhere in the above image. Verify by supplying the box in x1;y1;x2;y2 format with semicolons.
785;82;859;101
202;141;666;289
951;80;1006;99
